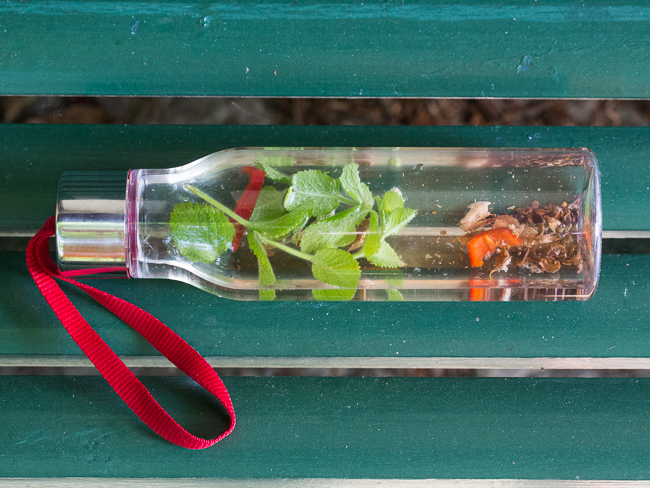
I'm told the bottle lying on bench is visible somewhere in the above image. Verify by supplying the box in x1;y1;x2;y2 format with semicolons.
56;147;601;301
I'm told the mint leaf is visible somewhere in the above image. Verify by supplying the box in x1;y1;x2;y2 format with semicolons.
340;162;373;209
247;231;276;287
311;248;361;289
381;207;418;239
251;206;310;240
367;240;405;268
387;289;404;301
364;190;415;268
387;156;401;167
387;276;405;288
285;170;340;217
250;186;286;221
376;189;417;239
300;207;368;254
291;218;309;246
170;202;236;263
255;155;294;185
313;288;357;301
364;210;381;258
260;289;276;301
379;188;405;213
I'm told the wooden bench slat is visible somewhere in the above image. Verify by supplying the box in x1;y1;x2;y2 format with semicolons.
2;376;650;480
2;1;650;98
2;251;648;362
1;125;649;233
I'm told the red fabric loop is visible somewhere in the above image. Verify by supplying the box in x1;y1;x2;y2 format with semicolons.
26;217;235;449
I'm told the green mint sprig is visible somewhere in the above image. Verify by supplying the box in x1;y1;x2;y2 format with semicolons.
169;161;417;301
359;188;417;268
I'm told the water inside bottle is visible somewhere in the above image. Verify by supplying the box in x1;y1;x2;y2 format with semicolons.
129;147;600;301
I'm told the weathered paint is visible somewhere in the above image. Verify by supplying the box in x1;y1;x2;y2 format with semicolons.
3;376;650;479
0;0;649;97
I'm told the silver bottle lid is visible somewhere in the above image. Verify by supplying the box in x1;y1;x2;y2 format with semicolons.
56;171;129;272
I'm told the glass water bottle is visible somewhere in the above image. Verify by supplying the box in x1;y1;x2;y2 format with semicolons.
56;147;601;301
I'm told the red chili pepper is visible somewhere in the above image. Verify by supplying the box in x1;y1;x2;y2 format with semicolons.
467;228;522;267
469;282;487;302
469;278;522;301
230;166;266;252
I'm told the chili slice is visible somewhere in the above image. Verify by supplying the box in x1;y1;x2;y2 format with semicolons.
469;277;523;301
469;281;487;302
467;228;522;267
230;166;266;251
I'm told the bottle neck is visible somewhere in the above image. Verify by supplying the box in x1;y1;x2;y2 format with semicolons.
56;171;129;274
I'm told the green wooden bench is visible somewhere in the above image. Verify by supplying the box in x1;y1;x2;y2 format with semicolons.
2;1;650;485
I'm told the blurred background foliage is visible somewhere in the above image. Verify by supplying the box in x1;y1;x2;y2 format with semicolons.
2;97;650;126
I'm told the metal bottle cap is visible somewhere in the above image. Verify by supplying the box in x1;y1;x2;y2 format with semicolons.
56;171;129;272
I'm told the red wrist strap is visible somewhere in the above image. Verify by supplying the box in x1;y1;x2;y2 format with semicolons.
26;216;235;450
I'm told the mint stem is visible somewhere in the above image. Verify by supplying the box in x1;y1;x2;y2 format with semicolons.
184;184;251;227
258;234;315;263
352;251;365;260
338;195;358;206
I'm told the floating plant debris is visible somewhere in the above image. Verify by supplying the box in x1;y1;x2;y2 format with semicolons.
461;197;583;275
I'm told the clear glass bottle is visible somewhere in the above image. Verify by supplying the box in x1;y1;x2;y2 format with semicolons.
56;147;601;301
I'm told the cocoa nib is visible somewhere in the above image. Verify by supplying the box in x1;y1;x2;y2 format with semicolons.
532;213;545;226
513;212;526;223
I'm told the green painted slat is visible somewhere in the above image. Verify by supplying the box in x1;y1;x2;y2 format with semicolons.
1;251;647;359
2;376;650;479
0;125;649;232
1;1;649;98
